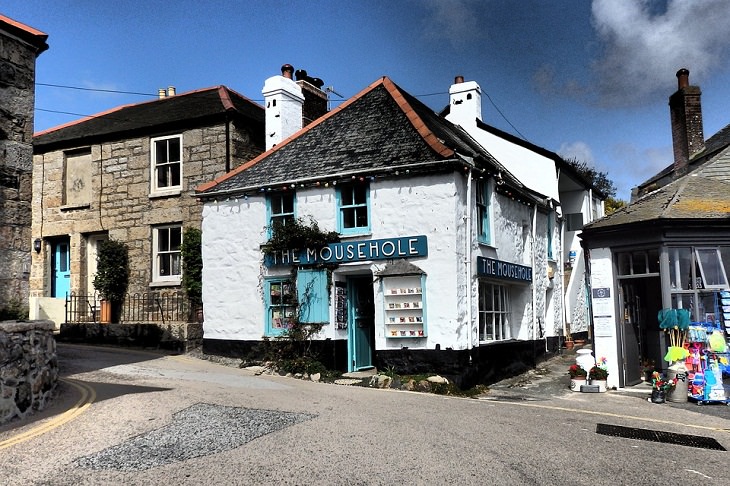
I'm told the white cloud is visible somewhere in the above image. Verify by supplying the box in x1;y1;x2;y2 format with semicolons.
420;0;482;48
558;141;596;165
591;0;730;107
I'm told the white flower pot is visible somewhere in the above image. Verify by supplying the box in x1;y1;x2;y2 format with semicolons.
589;379;607;392
570;378;586;392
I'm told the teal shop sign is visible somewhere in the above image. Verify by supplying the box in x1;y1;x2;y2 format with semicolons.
266;235;428;266
477;256;532;282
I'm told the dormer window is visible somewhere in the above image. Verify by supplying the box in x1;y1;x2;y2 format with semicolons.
151;134;182;196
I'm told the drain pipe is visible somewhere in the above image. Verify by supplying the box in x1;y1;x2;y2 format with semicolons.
531;202;537;342
465;165;474;360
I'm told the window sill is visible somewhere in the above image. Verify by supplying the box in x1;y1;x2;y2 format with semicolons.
61;203;91;211
149;279;181;288
149;189;182;199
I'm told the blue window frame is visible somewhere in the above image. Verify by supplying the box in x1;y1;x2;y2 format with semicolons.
547;213;554;260
337;183;370;235
476;179;491;244
296;269;329;323
264;277;296;336
267;192;295;236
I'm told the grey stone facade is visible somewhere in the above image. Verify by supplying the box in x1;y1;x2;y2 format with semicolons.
0;319;57;424
0;17;47;315
32;120;263;308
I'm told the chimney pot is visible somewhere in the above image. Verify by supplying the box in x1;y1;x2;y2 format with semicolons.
281;64;294;79
158;88;166;99
676;68;690;89
454;75;464;84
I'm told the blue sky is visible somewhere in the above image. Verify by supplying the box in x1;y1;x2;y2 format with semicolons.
6;0;730;201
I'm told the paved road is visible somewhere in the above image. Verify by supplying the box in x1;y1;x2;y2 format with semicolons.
1;344;729;485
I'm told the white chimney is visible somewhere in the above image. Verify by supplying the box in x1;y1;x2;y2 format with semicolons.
262;64;305;150
167;86;176;96
446;75;482;128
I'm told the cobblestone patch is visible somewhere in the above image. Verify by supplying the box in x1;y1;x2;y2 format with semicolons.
74;403;316;471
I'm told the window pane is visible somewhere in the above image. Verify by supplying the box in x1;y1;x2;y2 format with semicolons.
343;208;355;228
647;249;660;273
342;188;353;206
159;228;170;251
355;207;368;227
159;254;170;276
696;248;727;287
631;251;647;274
617;253;631;276
156;140;168;164
168;138;180;162
170;227;182;251
354;186;366;205
668;247;692;290
158;167;169;187
170;164;181;187
282;195;294;214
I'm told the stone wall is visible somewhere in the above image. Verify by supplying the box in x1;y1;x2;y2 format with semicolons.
58;322;203;353
0;24;40;312
0;320;57;424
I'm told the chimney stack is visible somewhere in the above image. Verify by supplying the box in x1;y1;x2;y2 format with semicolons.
294;68;328;126
262;64;305;150
669;68;704;177
445;75;482;127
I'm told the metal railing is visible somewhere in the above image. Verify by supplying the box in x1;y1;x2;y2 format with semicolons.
65;291;201;324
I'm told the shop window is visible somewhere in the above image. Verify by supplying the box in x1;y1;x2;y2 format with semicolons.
337;182;369;235
151;134;182;195
669;247;693;289
617;249;660;276
695;248;728;288
267;192;295;236
264;278;296;336
478;281;510;342
296;268;329;324
476;179;491;244
152;224;181;283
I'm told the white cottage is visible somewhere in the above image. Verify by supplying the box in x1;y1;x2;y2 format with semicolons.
196;66;562;384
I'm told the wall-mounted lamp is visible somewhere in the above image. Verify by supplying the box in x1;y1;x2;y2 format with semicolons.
33;238;42;253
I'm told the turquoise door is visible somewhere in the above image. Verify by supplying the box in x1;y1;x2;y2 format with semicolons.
52;238;71;298
348;276;375;371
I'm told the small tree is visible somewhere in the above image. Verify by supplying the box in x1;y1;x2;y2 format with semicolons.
181;227;203;317
93;239;129;322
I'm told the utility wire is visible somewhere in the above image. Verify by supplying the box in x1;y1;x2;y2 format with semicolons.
36;82;530;141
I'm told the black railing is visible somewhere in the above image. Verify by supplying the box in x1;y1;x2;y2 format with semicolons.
65;291;201;324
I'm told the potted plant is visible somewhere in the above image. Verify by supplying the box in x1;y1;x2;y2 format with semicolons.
568;364;587;392
93;238;129;323
181;227;203;322
589;365;609;392
649;371;677;404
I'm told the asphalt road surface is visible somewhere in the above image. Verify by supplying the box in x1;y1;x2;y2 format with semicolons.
1;344;729;485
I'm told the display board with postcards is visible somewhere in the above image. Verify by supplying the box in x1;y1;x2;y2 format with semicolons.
382;276;426;338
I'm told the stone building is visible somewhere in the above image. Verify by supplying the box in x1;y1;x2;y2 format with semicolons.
196;68;563;385
31;86;266;325
0;15;48;317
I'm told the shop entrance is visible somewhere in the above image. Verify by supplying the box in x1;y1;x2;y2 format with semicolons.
619;277;662;386
347;275;375;372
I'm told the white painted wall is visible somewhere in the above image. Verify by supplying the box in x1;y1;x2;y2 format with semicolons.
201;170;563;350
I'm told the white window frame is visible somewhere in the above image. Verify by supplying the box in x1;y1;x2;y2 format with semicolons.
150;134;183;196
478;281;510;342
152;224;182;284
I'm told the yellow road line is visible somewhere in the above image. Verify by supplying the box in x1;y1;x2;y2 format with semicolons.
478;397;730;433
0;378;96;450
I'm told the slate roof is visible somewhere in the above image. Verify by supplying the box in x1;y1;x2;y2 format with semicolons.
197;77;524;197
34;86;264;153
585;145;730;230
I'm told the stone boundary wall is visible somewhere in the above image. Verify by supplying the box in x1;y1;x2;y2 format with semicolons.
0;320;57;425
58;322;203;353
